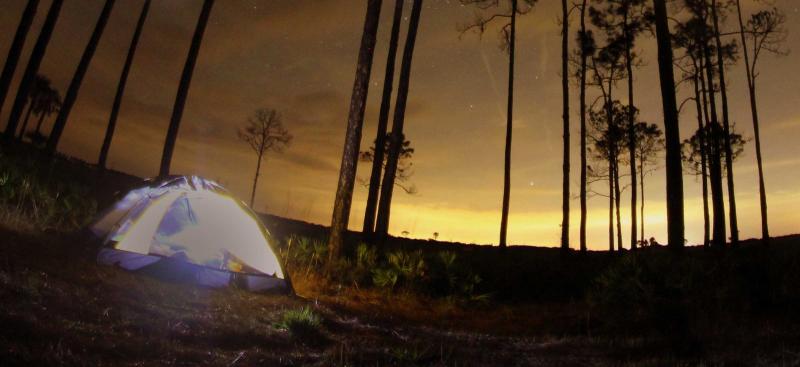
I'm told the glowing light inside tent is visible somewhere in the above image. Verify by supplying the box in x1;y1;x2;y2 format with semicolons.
99;177;283;278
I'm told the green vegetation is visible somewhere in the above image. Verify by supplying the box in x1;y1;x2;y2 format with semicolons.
0;145;97;231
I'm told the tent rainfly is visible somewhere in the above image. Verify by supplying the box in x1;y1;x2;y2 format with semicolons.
90;176;291;293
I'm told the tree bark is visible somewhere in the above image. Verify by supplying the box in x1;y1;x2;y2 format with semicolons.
47;0;115;154
496;0;516;249
0;0;38;120
578;0;588;252
4;0;62;141
99;0;150;169
614;158;623;251
363;0;404;237
560;0;570;252
18;99;34;140
250;146;264;208
692;55;711;248
328;0;382;261
375;0;423;239
702;38;727;248
652;0;685;249
159;0;214;177
735;0;769;243
624;11;638;250
710;0;738;246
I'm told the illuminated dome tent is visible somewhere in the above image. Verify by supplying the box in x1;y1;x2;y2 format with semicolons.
91;176;291;293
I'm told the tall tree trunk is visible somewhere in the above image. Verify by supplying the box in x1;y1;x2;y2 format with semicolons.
375;0;423;239
702;39;727;248
46;0;115;154
609;168;614;252
18;98;34;140
652;0;685;249
639;153;645;245
99;0;150;169
560;0;570;252
710;0;738;246
4;0;62;140
158;0;214;177
363;0;404;237
698;51;713;246
735;0;769;243
34;109;46;135
497;0;517;249
692;55;711;248
614;158;623;250
0;0;38;120
578;0;588;252
624;12;638;250
327;0;382;261
250;148;264;208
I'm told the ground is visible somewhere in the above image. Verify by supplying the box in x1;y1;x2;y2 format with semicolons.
3;226;800;366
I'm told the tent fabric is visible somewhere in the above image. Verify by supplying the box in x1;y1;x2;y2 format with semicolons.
91;176;291;293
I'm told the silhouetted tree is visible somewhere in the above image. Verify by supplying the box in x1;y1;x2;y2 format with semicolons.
735;3;787;244
360;133;417;195
587;100;627;251
633;122;663;245
375;0;424;240
4;0;62;141
47;0;115;154
30;81;61;143
0;0;38;119
590;0;652;250
16;74;50;140
238;109;292;208
159;0;215;177
460;0;536;248
363;0;405;237
560;0;570;252
576;0;593;252
652;0;684;249
588;32;625;251
328;0;382;261
709;0;739;246
99;0;151;170
683;123;746;178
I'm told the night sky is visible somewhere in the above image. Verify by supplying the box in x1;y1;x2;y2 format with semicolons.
1;0;799;248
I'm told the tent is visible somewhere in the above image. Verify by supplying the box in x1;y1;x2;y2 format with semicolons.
90;176;291;293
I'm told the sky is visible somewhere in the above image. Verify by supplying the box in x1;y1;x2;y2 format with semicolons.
1;0;799;249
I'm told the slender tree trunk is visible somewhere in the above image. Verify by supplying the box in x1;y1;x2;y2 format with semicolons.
609;168;614;252
328;0;382;261
710;0;738;246
497;0;516;249
560;0;570;252
698;52;712;246
46;0;115;154
34;110;47;136
692;56;711;248
159;0;214;177
99;0;150;169
624;13;638;250
18;99;34;140
653;0;685;249
735;0;769;243
375;0;423;239
614;158;623;251
579;0;588;252
4;0;62;140
703;39;727;248
363;0;404;237
250;148;264;208
639;153;645;245
0;0;38;120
